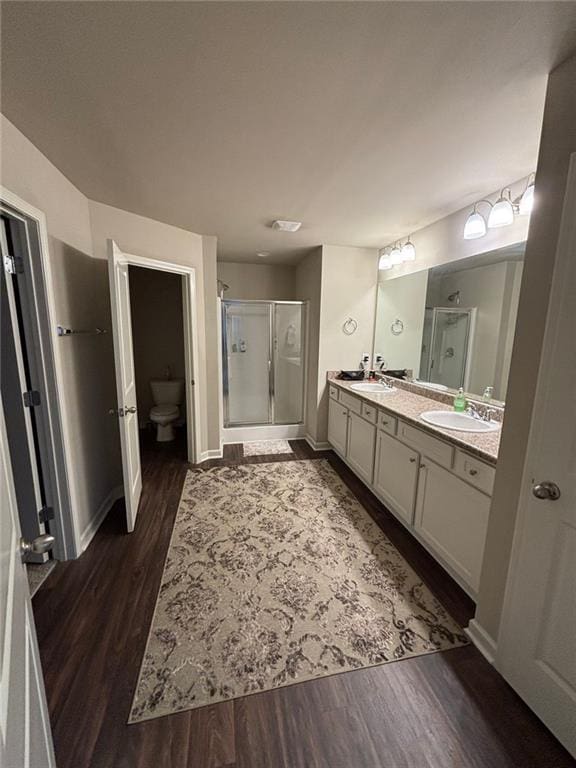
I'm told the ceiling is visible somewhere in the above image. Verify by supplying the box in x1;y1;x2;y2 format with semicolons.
2;2;576;265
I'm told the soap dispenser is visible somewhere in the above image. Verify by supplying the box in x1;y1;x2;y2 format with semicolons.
453;387;467;412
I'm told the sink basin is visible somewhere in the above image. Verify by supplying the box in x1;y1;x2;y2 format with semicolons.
350;382;396;393
420;410;500;433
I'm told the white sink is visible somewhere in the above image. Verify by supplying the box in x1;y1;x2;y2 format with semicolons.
420;410;500;433
350;382;396;393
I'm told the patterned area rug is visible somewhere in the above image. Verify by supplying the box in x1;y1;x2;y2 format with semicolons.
243;439;293;456
129;460;467;723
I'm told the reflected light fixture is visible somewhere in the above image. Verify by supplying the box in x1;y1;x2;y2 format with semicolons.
518;175;535;216
488;189;514;228
463;204;487;240
389;242;403;265
401;236;416;261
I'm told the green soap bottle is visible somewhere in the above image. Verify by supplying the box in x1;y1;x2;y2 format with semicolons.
453;387;467;412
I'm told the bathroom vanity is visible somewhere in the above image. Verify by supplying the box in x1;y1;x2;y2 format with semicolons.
327;377;500;599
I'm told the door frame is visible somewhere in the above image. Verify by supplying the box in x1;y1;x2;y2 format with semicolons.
0;186;76;559
109;245;201;465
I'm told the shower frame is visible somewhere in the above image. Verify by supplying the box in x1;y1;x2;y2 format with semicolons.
221;299;308;428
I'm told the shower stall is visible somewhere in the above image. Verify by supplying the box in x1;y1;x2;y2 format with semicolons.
420;307;476;390
222;300;307;427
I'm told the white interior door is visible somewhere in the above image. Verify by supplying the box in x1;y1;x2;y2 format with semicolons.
497;155;576;757
107;240;142;533
0;403;56;767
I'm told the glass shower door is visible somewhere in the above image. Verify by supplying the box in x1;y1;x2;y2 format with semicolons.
427;308;474;389
224;302;272;425
274;303;305;424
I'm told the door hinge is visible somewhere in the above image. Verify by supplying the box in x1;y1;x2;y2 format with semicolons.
38;506;55;524
23;390;41;408
3;253;24;274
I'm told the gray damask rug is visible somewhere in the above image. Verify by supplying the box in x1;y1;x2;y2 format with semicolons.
129;460;467;722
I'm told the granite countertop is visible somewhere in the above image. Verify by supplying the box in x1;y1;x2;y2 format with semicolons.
330;378;500;465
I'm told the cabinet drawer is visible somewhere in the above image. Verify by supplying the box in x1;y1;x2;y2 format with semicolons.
361;402;377;424
397;421;453;468
454;450;495;496
339;390;362;415
378;411;397;435
329;384;339;401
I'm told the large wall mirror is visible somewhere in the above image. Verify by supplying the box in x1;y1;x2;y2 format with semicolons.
374;243;525;404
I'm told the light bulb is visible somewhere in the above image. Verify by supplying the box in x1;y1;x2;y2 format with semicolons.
389;245;403;265
463;210;486;240
378;254;392;270
488;193;514;228
519;182;535;216
401;240;416;261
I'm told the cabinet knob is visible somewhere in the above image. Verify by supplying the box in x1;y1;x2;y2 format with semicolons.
420;463;426;469
409;457;416;463
469;468;478;476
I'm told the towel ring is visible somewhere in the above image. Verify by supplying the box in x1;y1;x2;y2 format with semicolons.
342;317;358;336
391;318;404;336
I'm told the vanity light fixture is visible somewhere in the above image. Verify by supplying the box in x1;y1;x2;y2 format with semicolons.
488;188;514;228
378;248;392;270
389;242;403;265
463;204;488;240
401;236;416;262
518;174;535;216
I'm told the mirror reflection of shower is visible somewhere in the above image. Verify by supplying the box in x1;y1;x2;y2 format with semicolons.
420;307;476;390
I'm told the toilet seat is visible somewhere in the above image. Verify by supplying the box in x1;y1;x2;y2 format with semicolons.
150;404;179;419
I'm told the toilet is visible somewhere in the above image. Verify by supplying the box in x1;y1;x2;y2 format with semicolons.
149;379;184;442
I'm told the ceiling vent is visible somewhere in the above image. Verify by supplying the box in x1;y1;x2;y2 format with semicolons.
272;220;302;232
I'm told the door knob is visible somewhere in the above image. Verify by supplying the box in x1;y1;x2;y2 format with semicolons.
532;481;561;501
20;533;55;559
124;405;137;414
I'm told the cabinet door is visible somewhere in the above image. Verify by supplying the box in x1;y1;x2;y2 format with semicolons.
374;430;419;524
346;412;376;485
328;397;348;457
415;459;490;593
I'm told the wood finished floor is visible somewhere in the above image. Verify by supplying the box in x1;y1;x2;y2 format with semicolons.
32;434;575;768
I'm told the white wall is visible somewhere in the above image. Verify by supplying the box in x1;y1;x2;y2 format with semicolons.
217;261;296;300
129;266;185;423
316;245;378;443
374;270;428;374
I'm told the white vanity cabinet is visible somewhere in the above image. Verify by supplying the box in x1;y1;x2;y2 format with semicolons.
327;396;349;457
347;411;376;484
328;392;376;482
374;430;419;525
414;458;490;592
327;384;496;598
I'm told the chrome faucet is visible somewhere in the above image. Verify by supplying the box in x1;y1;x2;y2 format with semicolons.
467;404;495;423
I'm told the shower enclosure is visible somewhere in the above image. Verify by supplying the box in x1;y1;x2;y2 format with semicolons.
222;300;307;427
420;307;476;390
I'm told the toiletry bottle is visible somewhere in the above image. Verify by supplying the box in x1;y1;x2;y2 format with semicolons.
482;385;494;402
453;387;467;412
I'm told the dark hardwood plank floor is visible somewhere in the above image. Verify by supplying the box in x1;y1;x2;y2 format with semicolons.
32;433;574;768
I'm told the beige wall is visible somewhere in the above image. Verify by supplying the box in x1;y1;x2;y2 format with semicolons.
129;266;185;424
88;200;220;457
0;114;121;551
295;248;322;443
1;114;220;556
375;270;428;375
316;245;379;443
475;53;576;641
217;261;296;300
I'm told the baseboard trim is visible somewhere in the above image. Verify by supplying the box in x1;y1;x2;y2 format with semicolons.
305;434;331;451
465;618;497;664
80;484;123;553
198;448;223;463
